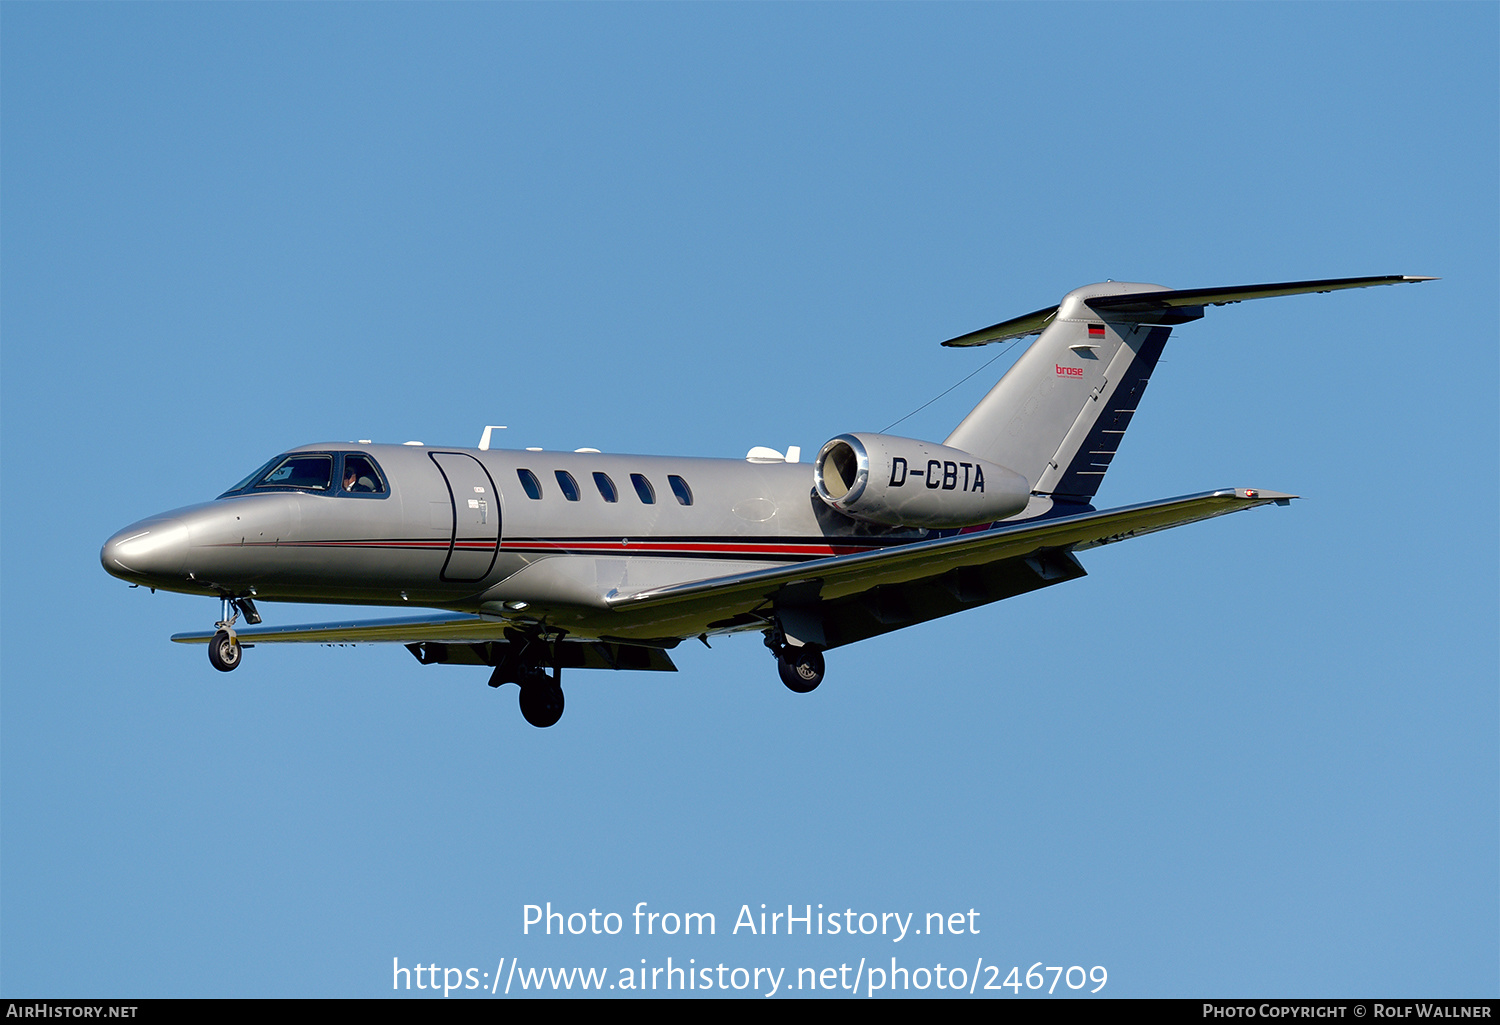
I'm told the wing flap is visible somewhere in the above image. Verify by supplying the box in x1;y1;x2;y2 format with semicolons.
406;639;678;672
789;547;1090;650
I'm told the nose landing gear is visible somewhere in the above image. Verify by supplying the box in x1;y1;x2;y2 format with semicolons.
206;597;258;673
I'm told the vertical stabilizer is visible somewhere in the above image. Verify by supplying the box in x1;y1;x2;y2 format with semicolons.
944;281;1187;501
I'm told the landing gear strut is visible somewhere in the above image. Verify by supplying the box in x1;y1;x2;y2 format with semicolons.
765;627;825;693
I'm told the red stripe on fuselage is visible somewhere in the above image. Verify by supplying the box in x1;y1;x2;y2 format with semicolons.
212;536;904;559
504;539;880;557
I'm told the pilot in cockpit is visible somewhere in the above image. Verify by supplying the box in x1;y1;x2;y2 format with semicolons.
342;456;380;494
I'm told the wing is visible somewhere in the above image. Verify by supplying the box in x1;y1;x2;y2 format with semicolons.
172;613;679;672
605;488;1295;649
172;611;509;645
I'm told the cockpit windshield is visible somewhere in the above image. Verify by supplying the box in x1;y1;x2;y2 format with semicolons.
255;454;334;491
222;456;281;496
220;452;387;498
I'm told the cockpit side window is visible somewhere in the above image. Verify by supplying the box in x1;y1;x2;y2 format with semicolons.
253;454;333;492
339;454;388;496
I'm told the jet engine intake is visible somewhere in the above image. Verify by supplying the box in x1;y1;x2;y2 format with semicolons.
813;433;1029;528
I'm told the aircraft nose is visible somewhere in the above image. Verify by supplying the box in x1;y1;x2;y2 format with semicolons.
101;516;190;584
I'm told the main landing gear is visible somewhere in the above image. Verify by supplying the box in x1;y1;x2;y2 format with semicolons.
487;636;566;728
765;628;826;694
206;596;259;673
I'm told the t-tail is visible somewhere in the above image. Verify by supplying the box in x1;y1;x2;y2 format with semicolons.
941;276;1435;505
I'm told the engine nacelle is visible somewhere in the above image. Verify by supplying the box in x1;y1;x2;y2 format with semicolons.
813;433;1030;528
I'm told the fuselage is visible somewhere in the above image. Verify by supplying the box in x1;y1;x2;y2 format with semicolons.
101;442;937;641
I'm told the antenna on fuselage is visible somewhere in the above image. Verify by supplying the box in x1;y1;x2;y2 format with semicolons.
745;445;803;464
478;426;508;451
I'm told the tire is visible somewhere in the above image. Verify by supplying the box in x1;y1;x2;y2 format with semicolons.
777;646;824;693
518;682;565;728
208;629;242;673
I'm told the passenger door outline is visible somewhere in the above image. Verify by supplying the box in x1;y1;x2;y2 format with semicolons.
428;452;501;583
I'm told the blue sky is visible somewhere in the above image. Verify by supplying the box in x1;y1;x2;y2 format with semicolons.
3;3;1495;998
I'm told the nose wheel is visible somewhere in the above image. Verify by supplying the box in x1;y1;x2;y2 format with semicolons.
208;629;242;672
205;596;256;673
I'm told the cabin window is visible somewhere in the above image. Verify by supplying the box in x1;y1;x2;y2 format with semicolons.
340;454;387;495
593;472;618;503
630;473;656;504
555;470;581;502
517;469;543;500
668;474;693;506
254;454;333;492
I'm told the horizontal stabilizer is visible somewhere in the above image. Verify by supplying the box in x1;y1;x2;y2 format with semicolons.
942;275;1434;347
1086;275;1437;315
942;305;1060;347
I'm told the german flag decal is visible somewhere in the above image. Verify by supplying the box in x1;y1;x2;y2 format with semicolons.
1088;323;1106;339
